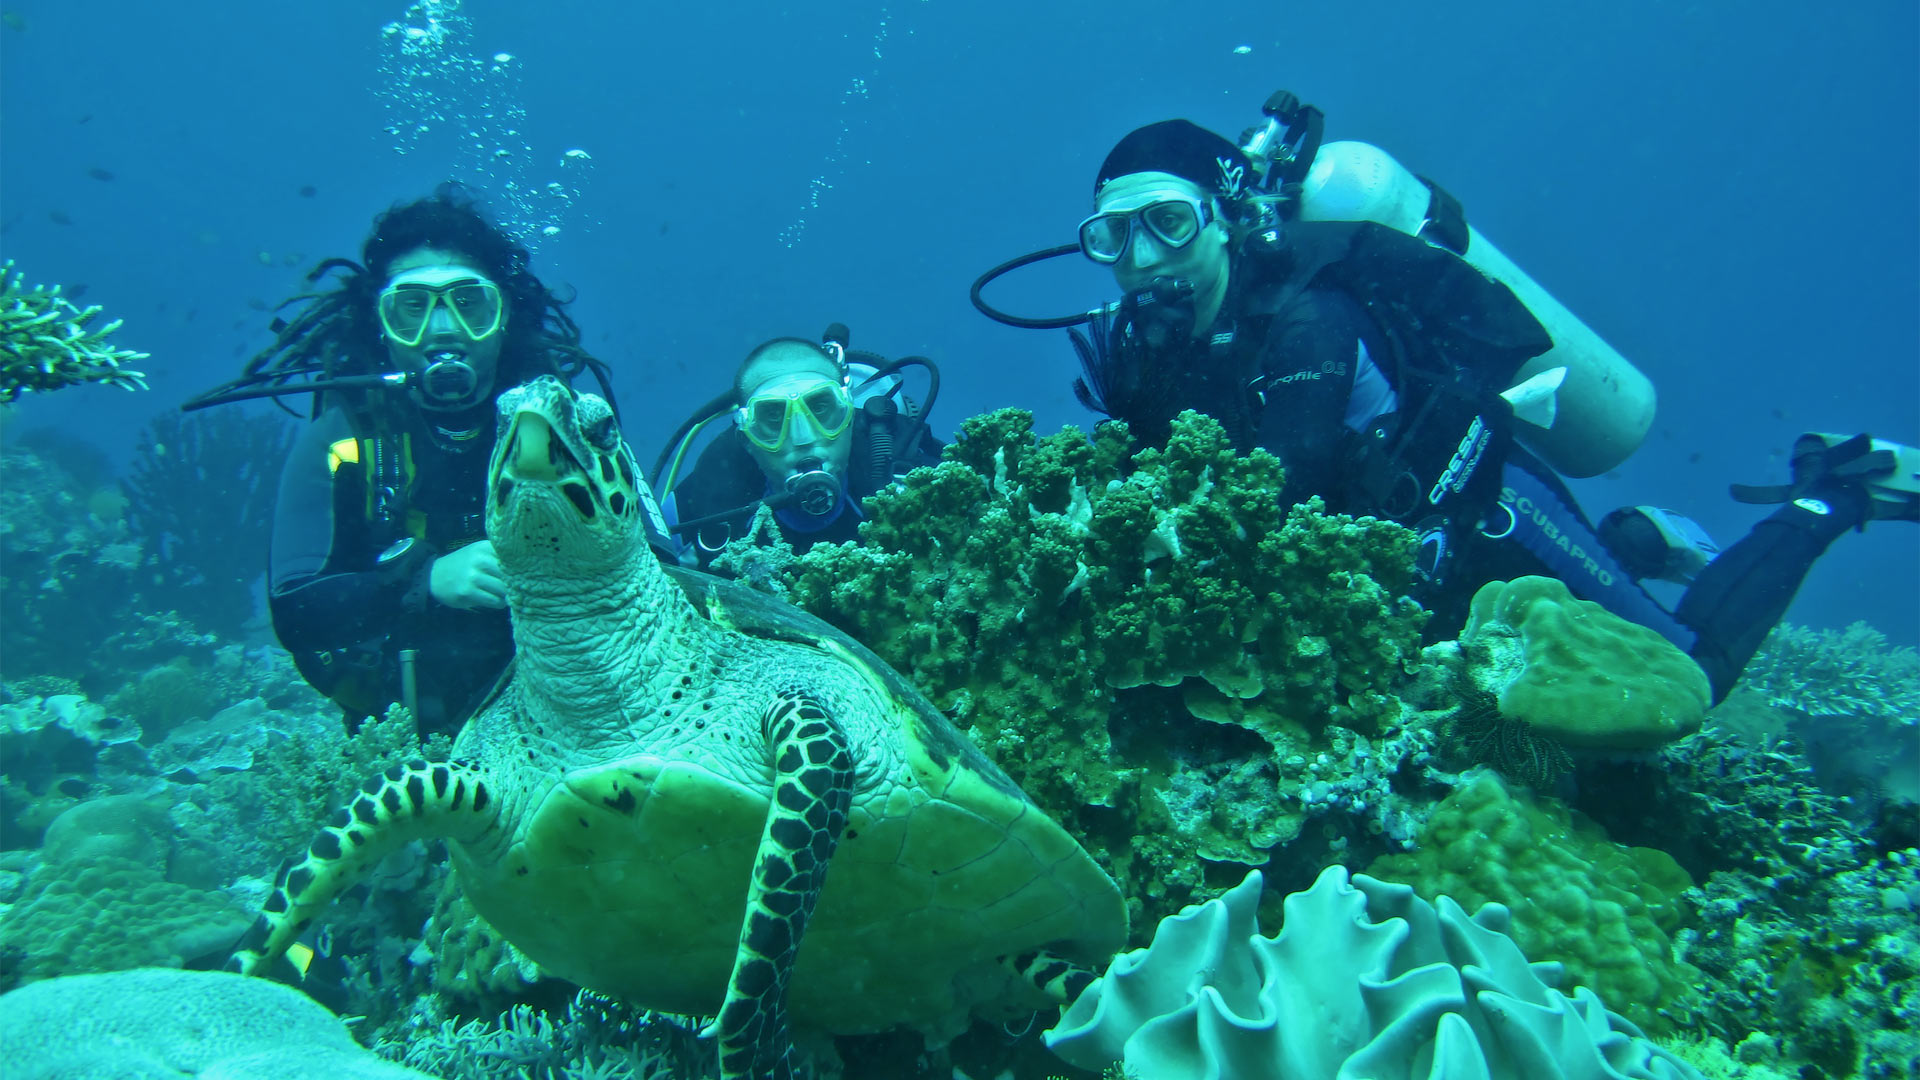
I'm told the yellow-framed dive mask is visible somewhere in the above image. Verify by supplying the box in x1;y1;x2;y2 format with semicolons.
735;373;854;452
377;269;505;348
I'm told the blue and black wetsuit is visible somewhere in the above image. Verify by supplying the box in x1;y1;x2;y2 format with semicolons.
267;403;510;735
660;410;943;571
1084;220;1850;703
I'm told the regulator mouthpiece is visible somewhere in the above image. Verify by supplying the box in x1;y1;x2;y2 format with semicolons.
420;356;480;405
785;465;840;517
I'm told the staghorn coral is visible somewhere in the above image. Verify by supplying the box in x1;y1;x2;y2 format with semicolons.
0;259;148;402
783;408;1428;931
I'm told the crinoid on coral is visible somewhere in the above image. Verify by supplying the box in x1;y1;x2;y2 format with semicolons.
0;259;148;402
1442;653;1573;789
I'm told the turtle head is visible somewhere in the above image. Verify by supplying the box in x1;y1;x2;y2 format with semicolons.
487;376;649;576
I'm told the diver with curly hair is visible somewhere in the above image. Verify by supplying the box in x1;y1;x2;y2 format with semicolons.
188;184;619;735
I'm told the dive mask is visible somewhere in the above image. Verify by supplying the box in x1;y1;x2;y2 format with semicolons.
1078;195;1210;264
737;373;853;452
377;268;505;348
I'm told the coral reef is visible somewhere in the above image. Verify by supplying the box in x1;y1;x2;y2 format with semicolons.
1365;769;1699;1032
0;967;433;1079
0;443;163;690
1678;850;1920;1080
1736;621;1920;805
0;259;148;402
0;793;253;990
377;988;713;1079
781;409;1429;926
1046;866;1703;1080
122;406;295;638
1459;576;1710;750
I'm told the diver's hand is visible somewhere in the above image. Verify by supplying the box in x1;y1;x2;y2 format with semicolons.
429;541;506;611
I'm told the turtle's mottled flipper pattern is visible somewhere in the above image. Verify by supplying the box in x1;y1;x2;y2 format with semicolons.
228;759;501;977
1005;948;1101;1005
710;692;854;1080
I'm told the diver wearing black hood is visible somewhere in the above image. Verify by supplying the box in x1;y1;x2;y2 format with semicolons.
656;332;944;570
976;108;1917;703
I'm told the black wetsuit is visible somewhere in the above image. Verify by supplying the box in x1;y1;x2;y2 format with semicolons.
267;400;510;736
1080;220;1857;702
661;409;942;570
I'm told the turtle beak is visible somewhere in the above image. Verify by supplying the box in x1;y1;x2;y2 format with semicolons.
504;410;561;482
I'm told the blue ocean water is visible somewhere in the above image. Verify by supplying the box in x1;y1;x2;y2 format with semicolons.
1;0;1913;643
2;6;1918;1078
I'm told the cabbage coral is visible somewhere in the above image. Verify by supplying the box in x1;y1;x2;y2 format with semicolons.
784;409;1428;927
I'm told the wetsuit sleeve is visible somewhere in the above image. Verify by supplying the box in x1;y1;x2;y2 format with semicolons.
1250;286;1377;509
266;413;430;653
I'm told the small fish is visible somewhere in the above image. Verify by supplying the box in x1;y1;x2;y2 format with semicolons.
245;297;269;312
48;209;73;225
76;114;91;124
298;184;317;198
87;166;114;182
1;12;24;32
1688;451;1703;464
66;283;89;300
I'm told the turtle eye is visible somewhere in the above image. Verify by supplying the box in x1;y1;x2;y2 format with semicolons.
585;413;619;451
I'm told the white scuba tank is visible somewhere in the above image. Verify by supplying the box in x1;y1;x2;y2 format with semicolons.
1295;140;1655;478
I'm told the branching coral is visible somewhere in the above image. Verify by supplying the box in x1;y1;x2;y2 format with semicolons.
379;988;712;1080
1740;622;1920;724
0;259;148;401
784;408;1428;929
121;407;295;637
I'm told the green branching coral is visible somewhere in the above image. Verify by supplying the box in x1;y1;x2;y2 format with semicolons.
785;408;1427;928
0;260;149;401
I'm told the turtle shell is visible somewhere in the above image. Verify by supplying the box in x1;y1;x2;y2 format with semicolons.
451;567;1128;1040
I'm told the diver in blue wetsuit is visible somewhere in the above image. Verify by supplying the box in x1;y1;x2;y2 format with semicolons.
655;330;944;570
972;101;1917;703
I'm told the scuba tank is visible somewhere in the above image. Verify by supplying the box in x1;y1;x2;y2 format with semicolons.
971;90;1657;480
1284;137;1655;479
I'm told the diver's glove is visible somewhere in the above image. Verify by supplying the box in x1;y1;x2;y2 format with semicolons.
430;540;507;610
1732;432;1920;527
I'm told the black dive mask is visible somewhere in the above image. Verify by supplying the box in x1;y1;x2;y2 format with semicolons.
783;463;841;517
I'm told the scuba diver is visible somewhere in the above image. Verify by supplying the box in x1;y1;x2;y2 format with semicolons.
184;184;620;737
654;327;943;570
972;92;1918;704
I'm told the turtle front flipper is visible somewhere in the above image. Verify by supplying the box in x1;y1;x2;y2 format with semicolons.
228;759;502;977
709;691;854;1080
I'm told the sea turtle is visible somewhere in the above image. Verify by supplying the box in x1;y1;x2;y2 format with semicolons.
231;377;1128;1079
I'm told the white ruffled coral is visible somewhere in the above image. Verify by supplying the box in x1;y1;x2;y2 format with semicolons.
1046;866;1704;1080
